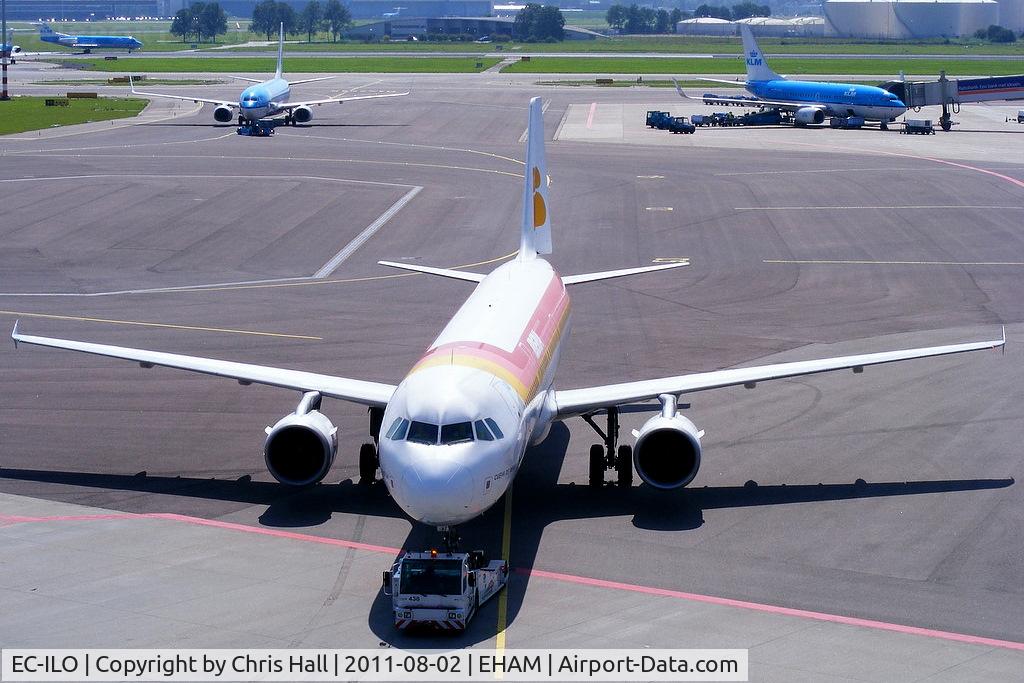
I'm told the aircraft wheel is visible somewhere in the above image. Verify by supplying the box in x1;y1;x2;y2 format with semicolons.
359;442;378;484
588;444;604;488
616;445;633;488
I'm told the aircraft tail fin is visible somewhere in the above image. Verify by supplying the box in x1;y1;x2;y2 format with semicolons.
519;97;552;260
275;23;284;79
739;25;781;82
38;23;58;36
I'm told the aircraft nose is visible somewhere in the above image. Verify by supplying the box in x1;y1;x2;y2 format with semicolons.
382;444;477;526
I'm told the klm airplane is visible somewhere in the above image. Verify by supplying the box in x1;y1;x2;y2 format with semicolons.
131;24;407;126
676;25;907;127
38;23;142;53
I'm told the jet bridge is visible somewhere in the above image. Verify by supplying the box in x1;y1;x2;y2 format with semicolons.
881;71;1024;131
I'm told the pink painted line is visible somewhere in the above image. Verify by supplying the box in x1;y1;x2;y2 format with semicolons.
8;509;1024;651
522;567;1024;652
586;102;596;130
915;155;1024;191
146;513;402;555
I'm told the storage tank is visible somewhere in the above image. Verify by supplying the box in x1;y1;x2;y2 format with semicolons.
675;17;737;36
734;17;800;37
825;0;998;37
824;0;901;38
895;0;997;37
998;0;1024;31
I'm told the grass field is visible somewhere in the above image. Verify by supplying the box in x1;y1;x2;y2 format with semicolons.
66;56;502;73
0;96;147;135
502;56;1024;76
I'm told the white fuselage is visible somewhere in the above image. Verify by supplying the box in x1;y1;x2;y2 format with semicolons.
378;258;570;527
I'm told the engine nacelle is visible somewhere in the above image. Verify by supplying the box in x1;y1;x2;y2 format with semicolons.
213;105;234;123
794;106;825;125
264;410;337;486
292;106;313;123
633;412;703;490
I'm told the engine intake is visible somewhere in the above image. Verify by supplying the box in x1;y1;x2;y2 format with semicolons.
214;105;234;123
292;106;313;123
264;409;337;486
633;411;702;490
794;106;825;125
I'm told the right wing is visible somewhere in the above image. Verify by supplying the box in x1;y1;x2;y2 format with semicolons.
129;76;236;108
555;329;1004;418
12;323;395;409
280;91;409;109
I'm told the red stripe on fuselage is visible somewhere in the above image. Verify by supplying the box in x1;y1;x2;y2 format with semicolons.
411;273;569;403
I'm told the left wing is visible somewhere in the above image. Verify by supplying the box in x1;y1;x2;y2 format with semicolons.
279;91;409;109
11;322;396;408
554;329;1004;418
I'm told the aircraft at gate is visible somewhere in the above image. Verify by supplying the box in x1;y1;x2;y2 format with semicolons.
12;98;1002;543
675;25;907;127
38;23;143;53
129;24;407;126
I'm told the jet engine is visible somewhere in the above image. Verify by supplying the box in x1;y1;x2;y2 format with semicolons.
264;392;337;486
793;106;825;126
292;106;313;123
632;395;703;490
213;105;234;123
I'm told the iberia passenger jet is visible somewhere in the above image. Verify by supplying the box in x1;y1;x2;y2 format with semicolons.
129;24;406;126
12;98;1003;540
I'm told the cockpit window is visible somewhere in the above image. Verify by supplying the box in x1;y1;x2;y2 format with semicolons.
440;422;474;445
385;417;409;441
407;421;439;445
474;419;494;441
485;418;504;439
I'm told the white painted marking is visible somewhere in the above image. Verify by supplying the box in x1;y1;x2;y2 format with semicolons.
637;175;664;179
645;207;673;212
0;175;422;297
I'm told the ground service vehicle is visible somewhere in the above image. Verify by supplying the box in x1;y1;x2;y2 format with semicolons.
237;121;275;136
646;110;671;127
384;550;508;631
901;119;936;135
668;116;696;134
829;116;865;129
1017;110;1024;123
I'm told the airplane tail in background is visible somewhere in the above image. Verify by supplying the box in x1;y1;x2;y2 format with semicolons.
275;22;284;79
739;25;781;82
38;23;59;36
519;96;552;259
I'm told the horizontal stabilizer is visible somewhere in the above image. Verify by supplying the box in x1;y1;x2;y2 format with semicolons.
377;260;485;283
562;260;689;285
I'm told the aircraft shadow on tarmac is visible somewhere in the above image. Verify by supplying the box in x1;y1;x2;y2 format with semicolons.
0;427;1013;648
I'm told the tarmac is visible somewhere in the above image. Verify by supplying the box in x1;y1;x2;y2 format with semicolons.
1;67;1023;681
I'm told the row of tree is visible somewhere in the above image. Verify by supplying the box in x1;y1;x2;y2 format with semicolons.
170;2;228;43
974;24;1017;42
251;0;353;42
606;5;685;34
512;4;566;42
694;2;771;21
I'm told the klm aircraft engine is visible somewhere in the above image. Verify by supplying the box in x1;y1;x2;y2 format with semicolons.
214;105;234;123
292;106;313;123
264;393;338;486
632;410;703;489
794;106;826;125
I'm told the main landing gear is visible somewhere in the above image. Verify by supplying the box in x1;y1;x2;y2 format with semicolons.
359;407;383;485
583;406;632;489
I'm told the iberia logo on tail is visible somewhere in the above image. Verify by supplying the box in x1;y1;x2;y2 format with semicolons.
532;167;546;229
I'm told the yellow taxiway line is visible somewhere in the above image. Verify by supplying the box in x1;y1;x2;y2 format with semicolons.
494;484;515;678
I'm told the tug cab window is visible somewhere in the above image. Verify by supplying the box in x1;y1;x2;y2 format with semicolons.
407;421;439;445
440;422;474;445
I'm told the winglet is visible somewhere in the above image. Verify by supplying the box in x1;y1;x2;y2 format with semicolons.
275;22;284;79
11;320;19;349
671;77;688;99
128;74;137;94
1002;324;1006;355
519;96;552;260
